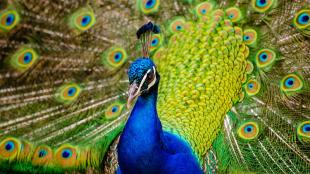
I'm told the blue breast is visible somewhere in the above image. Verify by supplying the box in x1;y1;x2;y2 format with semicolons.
117;85;203;174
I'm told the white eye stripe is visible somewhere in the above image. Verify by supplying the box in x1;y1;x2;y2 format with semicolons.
136;70;149;96
136;66;156;95
147;66;156;90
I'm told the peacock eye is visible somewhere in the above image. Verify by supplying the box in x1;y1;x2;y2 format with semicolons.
0;137;22;160
297;121;310;142
293;9;310;29
68;8;96;32
225;7;242;23
252;0;275;13
5;141;15;152
10;46;39;71
255;48;276;68
194;2;214;18
256;0;267;7
138;0;160;14
298;13;309;24
237;121;260;140
243;29;257;47
38;149;47;158
32;145;53;165
169;17;186;34
0;9;20;32
146;70;155;83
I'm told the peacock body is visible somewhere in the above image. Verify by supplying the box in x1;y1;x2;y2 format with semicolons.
0;0;309;173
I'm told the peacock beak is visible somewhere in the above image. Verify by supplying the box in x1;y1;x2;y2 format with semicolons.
127;81;140;109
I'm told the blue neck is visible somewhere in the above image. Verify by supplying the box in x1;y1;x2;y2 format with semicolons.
124;82;163;148
118;79;203;174
118;82;165;172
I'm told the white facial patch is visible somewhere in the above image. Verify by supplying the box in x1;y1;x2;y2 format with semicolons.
147;66;157;90
132;66;157;98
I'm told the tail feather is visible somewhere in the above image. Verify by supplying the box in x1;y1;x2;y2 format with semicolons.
0;0;135;171
213;1;310;173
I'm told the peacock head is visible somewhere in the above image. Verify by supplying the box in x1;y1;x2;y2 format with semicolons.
127;58;159;108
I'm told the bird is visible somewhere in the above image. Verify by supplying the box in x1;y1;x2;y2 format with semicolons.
117;22;203;174
0;0;309;174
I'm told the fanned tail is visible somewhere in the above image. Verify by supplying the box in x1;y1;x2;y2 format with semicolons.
0;0;198;172
0;0;135;172
212;0;310;173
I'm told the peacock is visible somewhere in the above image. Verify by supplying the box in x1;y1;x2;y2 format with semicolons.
117;22;203;174
0;0;309;173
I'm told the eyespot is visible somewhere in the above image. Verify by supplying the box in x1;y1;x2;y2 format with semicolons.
68;8;96;32
64;87;78;98
55;83;82;104
225;7;242;22
5;141;14;152
243;29;257;47
255;49;276;68
151;37;158;47
237;121;260;140
81;15;91;27
298;13;309;25
297;121;310;142
150;34;163;52
0;9;20;32
104;102;124;120
55;144;78;167
138;0;160;14
0;137;21;160
38;149;47;158
280;74;303;93
293;9;310;29
169;18;186;34
246;60;254;74
62;149;72;158
101;47;128;69
10;46;39;71
194;2;214;18
252;0;275;13
245;79;261;96
32;145;53;166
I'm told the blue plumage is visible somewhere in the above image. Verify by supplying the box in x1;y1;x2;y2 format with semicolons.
128;58;155;84
5;141;14;151
117;58;203;174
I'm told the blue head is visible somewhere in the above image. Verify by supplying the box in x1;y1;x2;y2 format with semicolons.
127;58;159;107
